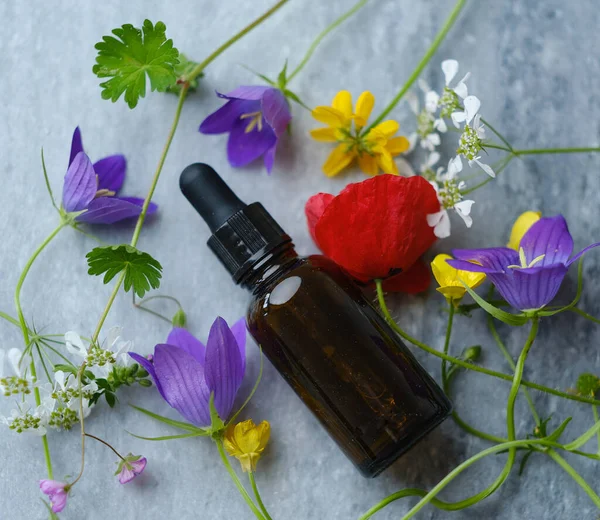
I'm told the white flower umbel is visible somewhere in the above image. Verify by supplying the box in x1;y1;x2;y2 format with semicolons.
407;83;441;151
456;115;495;177
1;398;53;435
0;348;36;397
439;59;480;128
427;156;475;238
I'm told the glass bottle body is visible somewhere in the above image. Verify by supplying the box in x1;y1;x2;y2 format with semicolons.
244;247;452;477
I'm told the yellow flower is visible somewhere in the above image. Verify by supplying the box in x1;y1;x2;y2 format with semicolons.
431;254;486;304
310;90;410;177
507;211;541;250
223;419;270;472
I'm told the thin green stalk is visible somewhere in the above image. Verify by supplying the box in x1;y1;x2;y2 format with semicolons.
185;0;291;83
483;142;512;152
249;472;274;520
546;449;600;508
216;439;266;520
570;307;600;325
461;154;514;195
480;117;513;152
0;310;20;327
14;222;66;480
286;0;369;83
373;281;600;406
440;303;454;384
593;406;600;456
365;0;466;130
514;147;600;155
91;270;127;344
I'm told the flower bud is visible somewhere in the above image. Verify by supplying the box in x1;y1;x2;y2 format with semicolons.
223;419;270;472
172;309;187;328
138;378;152;388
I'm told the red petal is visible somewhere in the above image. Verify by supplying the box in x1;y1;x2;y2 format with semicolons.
382;259;431;293
305;193;335;245
314;175;440;280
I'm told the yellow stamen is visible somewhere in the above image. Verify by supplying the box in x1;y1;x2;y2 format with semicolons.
507;247;546;269
94;189;116;199
240;111;263;133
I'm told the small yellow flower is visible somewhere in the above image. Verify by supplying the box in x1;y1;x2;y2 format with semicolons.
310;90;409;177
431;254;486;304
223;419;270;472
507;211;541;250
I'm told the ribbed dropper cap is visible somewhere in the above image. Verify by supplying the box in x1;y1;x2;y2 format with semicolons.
180;163;291;283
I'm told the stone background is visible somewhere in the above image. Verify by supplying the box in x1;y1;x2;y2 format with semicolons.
0;0;599;518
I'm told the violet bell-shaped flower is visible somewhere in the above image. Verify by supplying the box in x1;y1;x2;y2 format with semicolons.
447;215;600;312
62;127;157;224
199;86;292;173
129;317;246;426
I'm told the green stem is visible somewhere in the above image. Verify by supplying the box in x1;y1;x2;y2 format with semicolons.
514;147;600;155
460;153;514;195
14;222;66;480
365;0;466;131
546;449;600;508
483;142;512;152
374;281;600;406
185;0;291;83
215;439;266;520
0;310;20;327
249;472;274;520
286;0;369;83
480;117;513;152
440;303;454;384
593;406;600;456
91;270;127;344
570;307;600;325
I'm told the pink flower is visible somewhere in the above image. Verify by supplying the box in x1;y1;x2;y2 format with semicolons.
39;479;70;513
116;454;147;484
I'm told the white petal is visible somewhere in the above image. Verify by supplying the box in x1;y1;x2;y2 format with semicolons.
396;157;416;177
420;139;434;151
427;133;441;147
427;151;441;168
447;155;463;176
455;207;473;228
441;59;459;86
8;348;23;377
427;210;444;227
453;72;471;99
455;199;475;217
106;326;123;349
54;370;66;390
424;91;440;113
474;158;496;178
64;332;87;359
429;210;451;238
451;111;466;128
406;132;418;153
406;92;419;115
462;96;481;124
434;118;447;133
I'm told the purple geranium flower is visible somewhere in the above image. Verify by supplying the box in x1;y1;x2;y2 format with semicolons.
130;317;246;426
62;127;157;224
199;86;292;173
448;215;600;312
39;479;70;513
116;454;147;484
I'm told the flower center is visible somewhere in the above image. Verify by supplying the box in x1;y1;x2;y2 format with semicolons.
86;345;116;367
417;109;435;139
240;111;263;133
7;412;43;433
456;124;483;160
438;87;461;118
48;407;79;430
439;179;463;209
0;376;32;396
507;247;546;270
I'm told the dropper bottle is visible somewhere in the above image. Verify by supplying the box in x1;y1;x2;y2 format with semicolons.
180;163;452;478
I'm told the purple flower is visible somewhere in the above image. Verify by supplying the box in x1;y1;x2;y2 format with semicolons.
116;454;147;484
199;86;292;173
130;317;246;426
39;479;70;513
448;215;600;312
62;127;157;224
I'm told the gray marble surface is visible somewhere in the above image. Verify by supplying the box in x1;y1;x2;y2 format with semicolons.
1;0;599;518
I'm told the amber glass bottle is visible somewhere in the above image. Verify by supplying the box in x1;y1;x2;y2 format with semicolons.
180;164;452;478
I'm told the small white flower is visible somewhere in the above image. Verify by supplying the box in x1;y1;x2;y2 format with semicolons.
439;59;480;128
1;400;52;435
419;151;442;181
456;115;495;178
427;156;475;238
0;348;35;396
407;83;442;150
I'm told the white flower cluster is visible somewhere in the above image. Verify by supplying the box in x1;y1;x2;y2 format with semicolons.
0;327;132;434
407;59;494;238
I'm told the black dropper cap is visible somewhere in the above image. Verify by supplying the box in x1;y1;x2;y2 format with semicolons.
180;163;291;283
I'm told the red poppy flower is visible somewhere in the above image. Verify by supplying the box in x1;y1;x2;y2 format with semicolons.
305;174;440;293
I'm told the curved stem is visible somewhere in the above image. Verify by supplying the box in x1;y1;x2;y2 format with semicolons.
215;438;266;520
249;471;274;520
185;0;291;83
546;449;600;508
287;0;369;84
0;310;20;327
374;281;600;406
365;0;466;131
570;307;600;325
85;433;126;461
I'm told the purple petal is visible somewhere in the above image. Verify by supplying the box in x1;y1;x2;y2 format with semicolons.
263;144;277;174
510;264;568;310
62;152;97;212
221;85;272;101
227;117;277;168
153;344;211;427
119;457;147;484
200;99;258;135
117;196;158;215
69;127;84;166
262;88;291;137
449;247;519;273
520;216;573;266
94;155;126;193
129;352;166;400
230;318;247;374
166;328;205;365
568;242;600;266
76;197;142;224
204;317;244;421
39;480;68;513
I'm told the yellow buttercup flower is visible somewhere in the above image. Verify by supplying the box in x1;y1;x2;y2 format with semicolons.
431;254;486;304
310;90;410;177
507;211;541;250
223;419;271;472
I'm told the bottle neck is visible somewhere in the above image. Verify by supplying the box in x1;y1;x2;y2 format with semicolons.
239;243;299;292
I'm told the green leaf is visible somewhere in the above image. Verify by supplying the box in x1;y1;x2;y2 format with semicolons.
165;53;203;95
283;88;310;110
517;450;534;476
54;364;78;376
127;431;208;441
240;65;276;86
277;60;288;88
105;392;117;407
41;148;58;212
545;417;572;442
93;19;179;109
461;281;529;326
86;244;163;298
130;404;205;433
